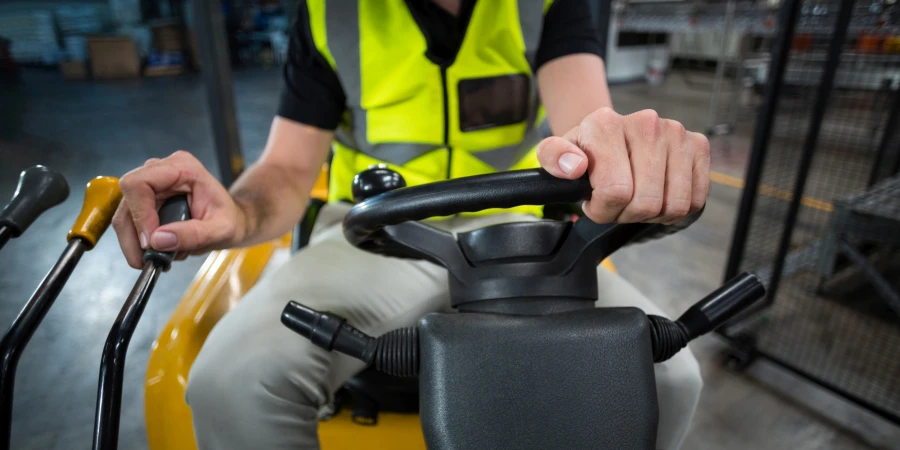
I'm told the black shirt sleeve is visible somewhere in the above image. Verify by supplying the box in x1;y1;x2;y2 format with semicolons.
535;0;604;70
276;0;346;130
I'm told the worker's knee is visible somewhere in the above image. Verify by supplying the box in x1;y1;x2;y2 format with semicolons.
186;325;331;421
656;346;703;408
652;347;703;450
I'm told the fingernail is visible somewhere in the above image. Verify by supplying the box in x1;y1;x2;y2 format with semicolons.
151;231;178;250
558;153;583;175
139;232;149;249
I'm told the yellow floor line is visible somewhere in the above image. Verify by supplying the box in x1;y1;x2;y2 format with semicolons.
709;170;834;213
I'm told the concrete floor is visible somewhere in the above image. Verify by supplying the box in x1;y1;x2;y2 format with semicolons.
0;67;894;449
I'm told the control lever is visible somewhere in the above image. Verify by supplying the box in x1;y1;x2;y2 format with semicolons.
0;166;69;252
648;272;765;362
0;176;121;450
282;302;417;377
92;195;191;450
282;272;766;377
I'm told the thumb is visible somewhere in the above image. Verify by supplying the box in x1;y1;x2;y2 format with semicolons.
149;219;216;252
537;136;588;180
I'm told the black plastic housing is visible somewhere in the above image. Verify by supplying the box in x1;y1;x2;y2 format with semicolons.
418;308;658;450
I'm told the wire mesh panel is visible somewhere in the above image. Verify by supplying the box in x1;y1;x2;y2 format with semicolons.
724;0;900;423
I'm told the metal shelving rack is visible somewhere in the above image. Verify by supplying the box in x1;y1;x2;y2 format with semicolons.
614;0;900;133
616;0;900;35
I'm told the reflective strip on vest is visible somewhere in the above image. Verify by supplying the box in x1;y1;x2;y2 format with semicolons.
325;1;442;165
519;0;544;68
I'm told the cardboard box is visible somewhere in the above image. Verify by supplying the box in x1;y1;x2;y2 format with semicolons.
152;23;185;53
87;37;141;79
60;60;87;80
144;64;184;77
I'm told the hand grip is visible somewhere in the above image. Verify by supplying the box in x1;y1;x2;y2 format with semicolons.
281;301;373;358
67;176;123;249
141;195;191;269
676;272;765;339
0;166;69;237
649;272;766;362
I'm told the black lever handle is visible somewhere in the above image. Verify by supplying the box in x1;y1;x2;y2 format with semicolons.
0;166;69;238
93;195;191;450
0;175;121;450
141;195;191;270
676;272;765;340
282;301;419;377
649;272;765;362
282;301;378;363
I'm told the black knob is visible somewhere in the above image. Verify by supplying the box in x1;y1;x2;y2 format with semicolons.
351;166;406;202
0;165;70;237
282;301;377;364
676;272;765;339
142;195;192;269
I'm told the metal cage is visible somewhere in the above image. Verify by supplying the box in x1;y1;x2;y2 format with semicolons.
723;0;900;425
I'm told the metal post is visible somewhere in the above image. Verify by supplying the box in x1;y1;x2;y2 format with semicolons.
838;239;900;313
706;0;737;135
892;144;900;177
193;0;244;187
724;0;804;281
762;0;856;306
867;85;900;187
725;33;748;131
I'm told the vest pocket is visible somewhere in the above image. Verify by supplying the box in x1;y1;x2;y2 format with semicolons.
457;74;529;132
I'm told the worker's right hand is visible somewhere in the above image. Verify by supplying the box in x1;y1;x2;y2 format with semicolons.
112;150;246;269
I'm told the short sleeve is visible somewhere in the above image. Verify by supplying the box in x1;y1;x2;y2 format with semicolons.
276;0;347;130
535;0;605;70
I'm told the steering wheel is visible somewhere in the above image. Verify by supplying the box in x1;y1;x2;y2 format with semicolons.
342;168;699;311
283;168;763;391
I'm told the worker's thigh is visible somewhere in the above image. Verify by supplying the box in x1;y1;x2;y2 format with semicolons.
186;203;452;448
595;267;703;450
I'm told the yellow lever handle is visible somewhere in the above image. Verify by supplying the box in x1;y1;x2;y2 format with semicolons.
67;176;123;249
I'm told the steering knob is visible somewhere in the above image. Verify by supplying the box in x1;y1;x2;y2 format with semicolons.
351;165;407;202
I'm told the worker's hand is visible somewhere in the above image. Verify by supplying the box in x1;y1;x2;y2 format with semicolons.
537;108;710;224
112;151;246;268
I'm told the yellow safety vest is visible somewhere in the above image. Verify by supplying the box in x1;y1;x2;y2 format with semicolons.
307;0;554;216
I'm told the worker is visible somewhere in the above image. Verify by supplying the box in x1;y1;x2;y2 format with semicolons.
112;0;710;448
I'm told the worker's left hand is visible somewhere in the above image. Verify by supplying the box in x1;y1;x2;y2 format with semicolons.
537;107;710;225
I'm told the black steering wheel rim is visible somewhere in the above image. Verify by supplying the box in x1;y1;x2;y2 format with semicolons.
342;169;592;252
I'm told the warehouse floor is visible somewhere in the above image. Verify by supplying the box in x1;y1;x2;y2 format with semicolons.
0;67;894;449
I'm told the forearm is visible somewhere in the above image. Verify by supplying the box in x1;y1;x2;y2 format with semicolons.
538;54;613;135
228;162;315;247
227;116;334;248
